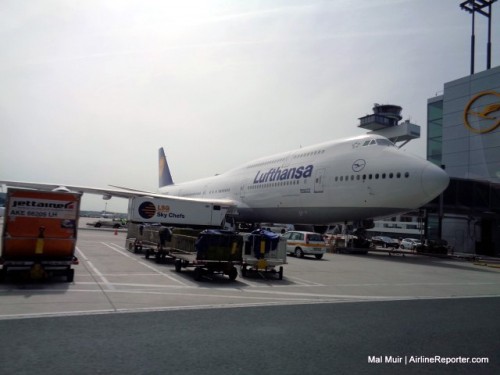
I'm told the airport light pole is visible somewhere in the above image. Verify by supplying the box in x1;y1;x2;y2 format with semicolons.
460;0;497;74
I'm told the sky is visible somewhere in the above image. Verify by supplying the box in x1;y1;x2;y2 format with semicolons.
1;0;499;212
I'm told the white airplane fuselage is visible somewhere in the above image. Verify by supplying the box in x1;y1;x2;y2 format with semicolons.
160;134;449;224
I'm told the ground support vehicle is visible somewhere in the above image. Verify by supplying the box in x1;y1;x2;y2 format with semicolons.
128;196;233;227
282;230;327;259
1;188;81;282
125;196;235;262
240;230;286;280
328;235;370;254
172;230;243;281
125;222;176;264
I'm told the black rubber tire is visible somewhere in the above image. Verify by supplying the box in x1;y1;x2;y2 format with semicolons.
175;259;182;272
228;266;238;281
295;248;304;258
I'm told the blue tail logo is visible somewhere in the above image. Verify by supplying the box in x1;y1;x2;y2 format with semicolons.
159;148;174;188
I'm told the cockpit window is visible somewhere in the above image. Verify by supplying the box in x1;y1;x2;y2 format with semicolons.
362;138;394;147
376;138;395;147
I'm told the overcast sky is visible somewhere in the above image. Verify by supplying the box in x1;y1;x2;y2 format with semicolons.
1;0;499;212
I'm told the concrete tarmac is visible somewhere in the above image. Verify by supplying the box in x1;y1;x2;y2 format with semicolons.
0;298;498;375
0;223;499;374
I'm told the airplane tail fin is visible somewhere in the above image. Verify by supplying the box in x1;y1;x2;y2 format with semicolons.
159;147;174;188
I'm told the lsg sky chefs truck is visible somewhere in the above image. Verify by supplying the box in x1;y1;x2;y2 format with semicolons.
1;188;81;282
127;196;233;227
125;196;235;255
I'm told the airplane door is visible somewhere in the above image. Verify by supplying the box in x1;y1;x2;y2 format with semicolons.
314;168;325;193
240;180;247;199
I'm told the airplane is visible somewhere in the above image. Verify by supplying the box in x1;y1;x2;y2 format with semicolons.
0;133;449;225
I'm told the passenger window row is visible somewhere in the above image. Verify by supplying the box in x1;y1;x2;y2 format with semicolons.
292;149;326;159
246;149;327;169
207;188;230;195
335;171;410;182
248;180;300;190
247;157;287;169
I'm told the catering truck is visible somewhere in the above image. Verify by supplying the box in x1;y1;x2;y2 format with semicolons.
0;188;81;282
127;196;233;227
125;196;235;258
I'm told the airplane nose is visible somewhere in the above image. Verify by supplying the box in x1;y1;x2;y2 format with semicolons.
421;164;450;199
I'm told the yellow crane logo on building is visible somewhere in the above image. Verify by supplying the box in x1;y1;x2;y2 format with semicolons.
463;90;500;134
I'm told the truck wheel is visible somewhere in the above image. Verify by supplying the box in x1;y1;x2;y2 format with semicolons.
193;267;203;281
278;266;283;280
241;265;247;277
228;266;238;281
145;250;150;259
66;269;75;282
175;259;182;272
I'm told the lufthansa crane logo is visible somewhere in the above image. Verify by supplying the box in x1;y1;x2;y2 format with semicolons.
352;159;366;172
463;91;500;134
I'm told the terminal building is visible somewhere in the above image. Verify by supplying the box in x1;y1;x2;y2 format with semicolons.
425;65;500;256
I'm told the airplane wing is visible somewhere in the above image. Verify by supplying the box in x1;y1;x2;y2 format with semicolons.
0;180;236;206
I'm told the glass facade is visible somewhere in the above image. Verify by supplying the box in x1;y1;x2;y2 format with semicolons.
427;96;443;167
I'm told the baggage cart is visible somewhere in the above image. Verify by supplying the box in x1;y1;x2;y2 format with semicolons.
172;230;243;281
125;222;174;263
241;230;287;280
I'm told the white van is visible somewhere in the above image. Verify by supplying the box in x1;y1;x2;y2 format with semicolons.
282;231;327;259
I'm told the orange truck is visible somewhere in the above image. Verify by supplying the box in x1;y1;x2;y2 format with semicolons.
1;188;81;282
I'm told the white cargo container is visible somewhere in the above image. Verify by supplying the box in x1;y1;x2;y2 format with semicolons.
127;196;233;227
241;231;287;280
